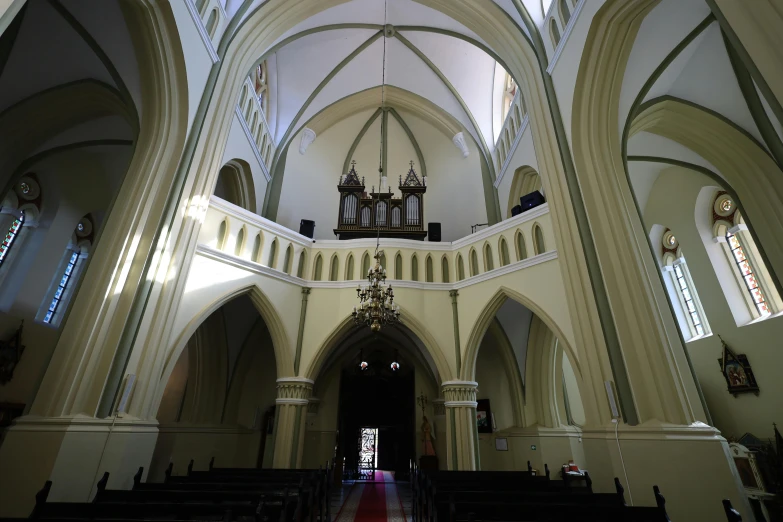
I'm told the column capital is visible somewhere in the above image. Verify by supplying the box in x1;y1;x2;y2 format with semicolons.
276;377;313;404
441;380;478;405
301;287;311;296
449;289;459;301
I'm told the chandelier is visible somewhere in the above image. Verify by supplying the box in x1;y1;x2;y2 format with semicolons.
353;250;400;332
351;0;402;333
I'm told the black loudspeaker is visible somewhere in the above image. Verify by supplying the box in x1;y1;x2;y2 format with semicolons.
511;205;523;216
428;222;442;242
519;190;545;211
299;219;315;239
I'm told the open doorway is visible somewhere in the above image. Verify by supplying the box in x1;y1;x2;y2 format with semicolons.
338;344;415;481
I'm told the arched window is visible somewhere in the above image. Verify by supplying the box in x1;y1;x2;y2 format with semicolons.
559;0;571;26
205;9;219;38
361;252;371;277
345;254;355;280
712;192;780;319
457;254;465;281
395;252;403;279
283;245;293;274
297;251;305;278
425;255;434;283
533;224;545;255
550;18;561;48
441;256;450;283
411;254;419;281
660;230;709;340
267;238;277;268
507;167;544;218
515;230;527;260
0;212;24;268
329;255;339;281
195;0;208;15
499;237;511;266
251;233;262;262
42;217;92;326
234;227;245;256
470;249;479;277
483;243;494;271
379;252;386;271
217;219;228;249
313;254;323;281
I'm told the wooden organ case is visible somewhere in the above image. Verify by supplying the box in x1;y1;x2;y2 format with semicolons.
334;161;427;240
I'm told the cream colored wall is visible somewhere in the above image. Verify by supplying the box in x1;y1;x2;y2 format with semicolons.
644;167;783;440
221;113;270;209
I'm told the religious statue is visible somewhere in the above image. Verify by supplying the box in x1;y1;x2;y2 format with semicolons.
422;415;436;456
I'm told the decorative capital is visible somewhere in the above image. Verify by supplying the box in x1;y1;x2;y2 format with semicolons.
441;380;478;404
276;377;314;402
299;128;316;155
301;287;311;296
449;290;459;302
452;132;469;158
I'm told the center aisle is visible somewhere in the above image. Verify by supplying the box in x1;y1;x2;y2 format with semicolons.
335;472;407;522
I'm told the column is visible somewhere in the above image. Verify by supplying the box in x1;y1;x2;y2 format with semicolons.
272;377;313;469
442;381;478;471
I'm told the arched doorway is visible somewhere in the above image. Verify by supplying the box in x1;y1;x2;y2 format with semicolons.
151;294;279;478
304;322;442;481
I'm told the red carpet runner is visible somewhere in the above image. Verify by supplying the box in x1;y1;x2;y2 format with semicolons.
336;472;406;521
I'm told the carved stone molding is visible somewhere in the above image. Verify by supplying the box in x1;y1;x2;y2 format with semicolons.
442;380;478;404
276;377;314;402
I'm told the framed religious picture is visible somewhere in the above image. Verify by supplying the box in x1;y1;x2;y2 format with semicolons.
718;336;759;397
476;399;492;434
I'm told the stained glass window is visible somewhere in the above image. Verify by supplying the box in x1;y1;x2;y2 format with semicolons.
0;214;23;266
358;427;378;472
44;251;79;324
673;264;705;336
726;232;770;317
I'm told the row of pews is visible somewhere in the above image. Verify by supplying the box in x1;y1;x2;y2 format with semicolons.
7;459;331;522
412;462;746;522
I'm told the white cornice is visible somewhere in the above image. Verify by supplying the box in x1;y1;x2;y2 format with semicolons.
451;203;549;248
494;114;529;188
243;77;273;135
184;0;220;64
234;105;271;181
453;250;558;289
197;244;307;286
547;0;585;75
209;196;312;247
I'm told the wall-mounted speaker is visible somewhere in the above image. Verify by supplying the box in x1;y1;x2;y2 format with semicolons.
299;219;315;239
519;190;545;211
511;205;523;216
428;222;441;242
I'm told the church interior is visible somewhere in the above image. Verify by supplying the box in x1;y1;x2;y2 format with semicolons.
0;0;782;521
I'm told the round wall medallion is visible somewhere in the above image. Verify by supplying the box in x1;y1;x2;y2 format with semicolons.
714;194;735;217
15;176;40;201
75;218;92;237
662;230;678;250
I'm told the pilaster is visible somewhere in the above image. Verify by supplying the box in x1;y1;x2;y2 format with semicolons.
442;380;478;470
272;377;313;469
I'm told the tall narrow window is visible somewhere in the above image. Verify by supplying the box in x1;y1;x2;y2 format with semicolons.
395;253;403;279
441;257;450;283
550;19;561;47
252;234;262;262
235;227;245;256
457;255;465;281
425;256;434;283
411;255;419;281
44;250;79;324
501;72;517;124
726;231;770;317
0;213;24;267
672;262;706;337
559;0;571;26
515;230;527;261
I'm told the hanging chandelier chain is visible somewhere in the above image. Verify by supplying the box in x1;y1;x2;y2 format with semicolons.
352;0;400;333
